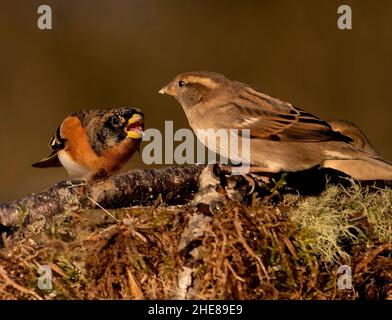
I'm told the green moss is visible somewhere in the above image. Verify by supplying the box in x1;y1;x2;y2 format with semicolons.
290;183;392;264
1;182;390;300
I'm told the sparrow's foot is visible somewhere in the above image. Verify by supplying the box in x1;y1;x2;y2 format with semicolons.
243;174;257;195
213;164;253;194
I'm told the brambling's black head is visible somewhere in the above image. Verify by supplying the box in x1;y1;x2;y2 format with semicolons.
77;107;144;155
159;71;233;109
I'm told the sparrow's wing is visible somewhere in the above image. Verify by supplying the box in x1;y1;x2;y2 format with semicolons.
220;86;352;143
328;120;379;156
31;123;65;168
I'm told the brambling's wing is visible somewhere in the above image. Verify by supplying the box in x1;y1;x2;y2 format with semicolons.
31;150;62;168
222;86;353;143
32;124;65;168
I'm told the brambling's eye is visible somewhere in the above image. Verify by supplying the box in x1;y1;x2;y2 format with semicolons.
178;80;185;88
110;116;121;128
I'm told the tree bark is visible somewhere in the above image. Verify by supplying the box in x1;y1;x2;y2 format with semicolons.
0;165;205;228
1;164;389;230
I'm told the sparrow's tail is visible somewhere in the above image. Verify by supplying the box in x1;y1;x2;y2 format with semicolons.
323;156;392;180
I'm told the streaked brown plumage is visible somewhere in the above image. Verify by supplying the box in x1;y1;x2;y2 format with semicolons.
32;107;144;180
327;119;378;156
160;71;392;180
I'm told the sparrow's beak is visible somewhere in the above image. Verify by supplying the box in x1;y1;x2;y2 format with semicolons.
159;83;176;96
126;113;144;139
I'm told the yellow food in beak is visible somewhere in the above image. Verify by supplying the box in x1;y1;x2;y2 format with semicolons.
126;114;144;139
128;113;143;125
127;130;143;139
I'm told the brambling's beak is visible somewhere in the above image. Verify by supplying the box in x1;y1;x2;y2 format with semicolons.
126;113;144;139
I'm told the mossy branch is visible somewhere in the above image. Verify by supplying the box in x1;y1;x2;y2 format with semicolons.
1;163;390;231
0;165;205;228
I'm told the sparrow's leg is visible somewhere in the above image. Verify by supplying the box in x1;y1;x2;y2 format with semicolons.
243;174;257;194
214;164;232;175
215;164;273;194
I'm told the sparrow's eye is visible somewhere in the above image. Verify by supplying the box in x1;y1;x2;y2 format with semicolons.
109;116;121;128
178;80;185;88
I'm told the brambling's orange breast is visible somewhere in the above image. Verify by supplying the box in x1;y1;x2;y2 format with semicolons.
61;116;140;176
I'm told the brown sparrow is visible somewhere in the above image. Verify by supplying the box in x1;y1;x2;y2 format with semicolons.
159;71;392;180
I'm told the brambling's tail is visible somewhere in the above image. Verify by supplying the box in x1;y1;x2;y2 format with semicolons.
32;151;62;168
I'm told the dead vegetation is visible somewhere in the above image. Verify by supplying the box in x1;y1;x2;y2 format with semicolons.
0;181;391;300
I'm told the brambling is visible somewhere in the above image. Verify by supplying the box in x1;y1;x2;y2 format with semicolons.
160;71;392;180
32;107;144;180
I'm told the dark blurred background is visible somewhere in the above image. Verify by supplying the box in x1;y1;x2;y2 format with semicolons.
1;0;391;200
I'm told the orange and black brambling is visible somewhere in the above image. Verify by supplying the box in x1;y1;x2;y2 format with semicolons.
32;107;144;180
160;71;392;180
